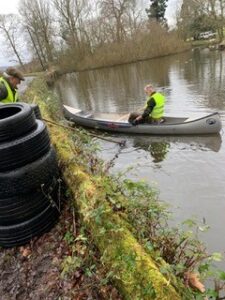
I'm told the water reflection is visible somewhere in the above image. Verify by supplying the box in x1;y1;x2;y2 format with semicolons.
97;134;222;167
128;137;169;162
126;134;222;157
56;49;225;118
148;142;169;163
181;48;225;111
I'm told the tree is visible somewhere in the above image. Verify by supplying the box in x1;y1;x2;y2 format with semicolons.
207;0;225;40
146;0;168;25
19;0;55;68
177;0;225;41
126;0;145;37
99;0;133;43
52;0;90;53
0;14;24;67
177;0;206;39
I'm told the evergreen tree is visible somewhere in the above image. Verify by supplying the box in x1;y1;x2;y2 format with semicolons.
146;0;168;24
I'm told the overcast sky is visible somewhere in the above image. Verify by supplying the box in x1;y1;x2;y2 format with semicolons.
0;0;181;66
1;0;19;14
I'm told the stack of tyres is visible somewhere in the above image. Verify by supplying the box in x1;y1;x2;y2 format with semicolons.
0;102;60;248
30;103;42;120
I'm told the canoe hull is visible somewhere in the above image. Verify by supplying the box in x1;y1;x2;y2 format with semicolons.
63;105;222;135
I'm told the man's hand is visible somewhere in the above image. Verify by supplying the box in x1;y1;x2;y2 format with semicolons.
132;115;142;126
132;119;138;126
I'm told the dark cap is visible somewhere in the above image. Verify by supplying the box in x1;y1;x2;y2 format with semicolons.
5;67;25;81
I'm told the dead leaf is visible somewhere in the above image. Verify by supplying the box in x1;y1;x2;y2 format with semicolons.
20;246;32;257
184;272;205;293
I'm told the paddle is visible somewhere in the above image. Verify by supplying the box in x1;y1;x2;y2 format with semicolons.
115;106;144;122
116;113;130;122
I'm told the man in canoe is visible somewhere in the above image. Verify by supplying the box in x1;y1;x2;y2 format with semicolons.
128;84;165;125
0;67;25;103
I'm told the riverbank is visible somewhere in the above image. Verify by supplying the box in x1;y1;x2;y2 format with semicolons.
22;24;191;77
0;76;216;299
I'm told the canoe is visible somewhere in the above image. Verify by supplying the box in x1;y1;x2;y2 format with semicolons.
63;104;222;135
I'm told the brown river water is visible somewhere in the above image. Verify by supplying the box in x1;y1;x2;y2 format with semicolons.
56;48;225;262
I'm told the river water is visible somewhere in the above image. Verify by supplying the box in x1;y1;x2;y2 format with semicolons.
56;48;225;259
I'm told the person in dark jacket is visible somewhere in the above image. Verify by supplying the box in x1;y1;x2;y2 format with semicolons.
0;67;25;103
128;84;165;125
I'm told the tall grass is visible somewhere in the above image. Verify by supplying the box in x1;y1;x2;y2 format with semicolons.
56;23;190;72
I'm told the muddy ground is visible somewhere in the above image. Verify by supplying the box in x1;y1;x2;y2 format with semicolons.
0;202;122;300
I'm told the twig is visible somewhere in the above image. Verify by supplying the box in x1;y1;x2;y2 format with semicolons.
42;117;126;146
72;206;77;237
103;144;124;173
40;182;61;213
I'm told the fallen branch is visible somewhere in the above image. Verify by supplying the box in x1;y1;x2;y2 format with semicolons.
42;118;126;147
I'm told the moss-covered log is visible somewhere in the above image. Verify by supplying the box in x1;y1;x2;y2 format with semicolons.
24;78;190;299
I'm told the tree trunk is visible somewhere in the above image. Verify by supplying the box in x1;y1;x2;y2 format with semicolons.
26;26;46;70
5;30;24;68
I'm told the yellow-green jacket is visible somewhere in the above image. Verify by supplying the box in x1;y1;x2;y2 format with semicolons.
0;77;18;103
146;92;165;119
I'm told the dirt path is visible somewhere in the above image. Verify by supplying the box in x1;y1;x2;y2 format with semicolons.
0;203;122;300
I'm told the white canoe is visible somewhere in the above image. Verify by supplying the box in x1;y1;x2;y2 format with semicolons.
63;105;222;135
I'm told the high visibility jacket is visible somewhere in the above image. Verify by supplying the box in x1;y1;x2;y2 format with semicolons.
0;77;18;103
146;92;165;119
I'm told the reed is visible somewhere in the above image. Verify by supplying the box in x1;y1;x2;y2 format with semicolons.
56;24;190;73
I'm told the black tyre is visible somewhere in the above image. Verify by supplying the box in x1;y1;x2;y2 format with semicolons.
0;120;51;172
0;177;60;225
0;219;58;248
0;102;36;142
0;204;60;248
30;103;42;119
0;147;59;198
